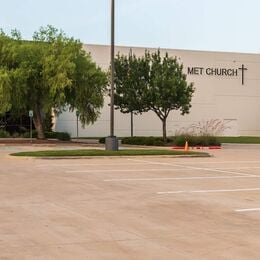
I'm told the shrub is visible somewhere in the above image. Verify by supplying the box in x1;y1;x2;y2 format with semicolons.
45;131;71;141
18;126;27;133
176;119;231;137
192;119;231;136
121;136;173;146
173;135;187;146
23;130;37;138
45;131;58;139
12;132;21;138
56;132;71;141
173;119;225;147
23;131;71;141
173;135;221;146
99;137;106;144
0;130;10;138
100;136;189;146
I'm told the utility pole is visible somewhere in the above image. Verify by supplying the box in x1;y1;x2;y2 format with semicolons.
105;0;119;150
129;48;134;137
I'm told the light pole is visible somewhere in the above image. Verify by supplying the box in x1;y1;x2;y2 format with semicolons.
76;110;79;138
29;110;33;143
105;0;118;150
129;48;133;137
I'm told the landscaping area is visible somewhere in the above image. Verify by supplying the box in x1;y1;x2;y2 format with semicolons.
217;136;260;144
99;136;260;146
10;149;209;157
116;135;221;147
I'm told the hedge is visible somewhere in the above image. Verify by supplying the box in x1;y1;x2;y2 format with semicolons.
99;136;173;146
99;135;220;146
23;131;71;141
121;136;173;146
0;130;10;138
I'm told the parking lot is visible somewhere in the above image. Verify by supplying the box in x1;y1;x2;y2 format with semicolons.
1;145;260;259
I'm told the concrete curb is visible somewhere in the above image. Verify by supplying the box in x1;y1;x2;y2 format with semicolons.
9;154;212;160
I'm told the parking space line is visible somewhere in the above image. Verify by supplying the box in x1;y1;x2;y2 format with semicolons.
127;158;178;166
157;188;260;195
66;168;194;173
235;208;260;212
176;166;256;177
128;159;260;164
188;161;260;164
185;161;260;164
214;166;260;170
127;159;256;177
104;175;260;182
36;163;147;167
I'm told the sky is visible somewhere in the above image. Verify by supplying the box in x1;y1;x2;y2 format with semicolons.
1;0;260;53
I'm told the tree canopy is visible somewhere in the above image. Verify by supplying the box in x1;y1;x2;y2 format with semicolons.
114;51;149;115
0;25;107;139
114;49;195;141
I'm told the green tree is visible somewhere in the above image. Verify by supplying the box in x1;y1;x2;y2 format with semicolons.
114;51;149;114
147;50;194;142
114;51;150;136
114;50;194;142
0;26;107;139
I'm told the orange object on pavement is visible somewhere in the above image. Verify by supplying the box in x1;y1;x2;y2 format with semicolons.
184;141;189;151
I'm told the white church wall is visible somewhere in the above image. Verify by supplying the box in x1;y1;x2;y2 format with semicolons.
55;45;260;137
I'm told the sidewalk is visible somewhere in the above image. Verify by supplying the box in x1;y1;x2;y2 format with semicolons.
0;138;102;147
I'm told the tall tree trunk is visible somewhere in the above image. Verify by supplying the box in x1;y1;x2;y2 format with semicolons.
162;118;167;143
33;107;45;139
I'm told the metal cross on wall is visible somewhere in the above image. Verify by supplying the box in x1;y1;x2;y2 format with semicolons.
238;64;247;85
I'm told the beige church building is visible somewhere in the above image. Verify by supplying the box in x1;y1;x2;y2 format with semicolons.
54;44;260;137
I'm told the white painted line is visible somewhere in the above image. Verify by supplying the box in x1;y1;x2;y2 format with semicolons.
66;168;193;173
215;166;260;170
157;188;260;195
127;158;175;165
185;161;260;164
127;159;256;177
104;175;260;182
235;208;260;212
36;163;147;167
176;166;256;177
128;159;260;164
